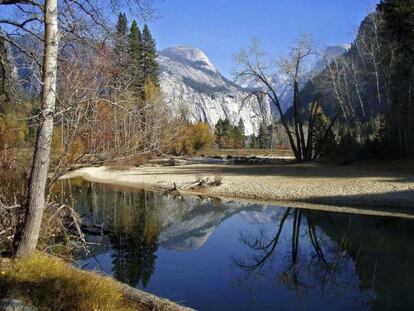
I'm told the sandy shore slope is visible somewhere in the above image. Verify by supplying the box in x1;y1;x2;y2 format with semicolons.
62;161;414;218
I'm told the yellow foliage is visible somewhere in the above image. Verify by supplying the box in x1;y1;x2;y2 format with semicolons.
66;136;86;163
174;122;215;155
190;122;215;151
0;112;28;149
0;253;139;311
51;127;86;163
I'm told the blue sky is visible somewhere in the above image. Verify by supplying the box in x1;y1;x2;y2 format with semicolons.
1;1;380;78
144;0;380;78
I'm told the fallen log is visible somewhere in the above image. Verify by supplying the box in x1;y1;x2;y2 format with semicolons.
120;283;195;311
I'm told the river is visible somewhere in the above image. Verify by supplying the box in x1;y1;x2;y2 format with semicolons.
54;178;414;310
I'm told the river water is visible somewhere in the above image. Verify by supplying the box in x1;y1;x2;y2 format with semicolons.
55;178;414;311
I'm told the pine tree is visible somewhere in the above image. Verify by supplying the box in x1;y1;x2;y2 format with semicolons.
116;13;128;37
114;13;129;90
142;24;160;87
231;126;244;148
258;122;271;149
214;118;232;148
237;118;245;136
128;20;143;97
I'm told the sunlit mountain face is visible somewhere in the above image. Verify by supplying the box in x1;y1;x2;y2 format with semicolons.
158;46;273;135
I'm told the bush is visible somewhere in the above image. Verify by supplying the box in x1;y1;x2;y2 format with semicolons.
51;128;86;164
0;148;30;204
173;122;215;155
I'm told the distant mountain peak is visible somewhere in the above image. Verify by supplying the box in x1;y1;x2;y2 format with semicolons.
159;46;216;72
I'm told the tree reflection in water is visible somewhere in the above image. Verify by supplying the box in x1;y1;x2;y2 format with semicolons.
55;179;162;288
108;189;161;288
232;207;366;299
55;179;414;310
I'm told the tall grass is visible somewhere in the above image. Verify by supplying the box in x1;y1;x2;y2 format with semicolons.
0;253;142;311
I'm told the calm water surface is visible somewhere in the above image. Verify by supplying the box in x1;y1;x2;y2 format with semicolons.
55;179;414;311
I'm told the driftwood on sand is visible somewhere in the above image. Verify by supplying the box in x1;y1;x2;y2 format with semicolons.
166;177;222;194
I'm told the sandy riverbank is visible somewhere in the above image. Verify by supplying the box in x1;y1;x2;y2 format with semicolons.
62;160;414;218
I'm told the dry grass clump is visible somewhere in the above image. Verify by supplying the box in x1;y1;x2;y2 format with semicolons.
0;253;141;311
108;154;149;171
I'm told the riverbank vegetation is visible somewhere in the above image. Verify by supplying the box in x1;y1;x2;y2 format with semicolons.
1;251;190;310
0;253;138;311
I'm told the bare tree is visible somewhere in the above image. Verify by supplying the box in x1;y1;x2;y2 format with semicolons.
232;208;352;295
233;36;338;161
322;12;393;143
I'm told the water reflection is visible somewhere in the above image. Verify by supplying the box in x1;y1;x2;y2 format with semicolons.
108;190;160;288
233;208;372;306
54;179;414;310
233;206;414;310
55;179;161;288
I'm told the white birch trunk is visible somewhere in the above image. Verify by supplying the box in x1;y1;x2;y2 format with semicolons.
16;0;59;257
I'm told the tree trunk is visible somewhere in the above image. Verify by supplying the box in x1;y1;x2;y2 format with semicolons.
16;0;59;257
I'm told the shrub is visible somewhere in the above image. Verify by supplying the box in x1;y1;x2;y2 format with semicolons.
173;122;215;155
51;128;86;164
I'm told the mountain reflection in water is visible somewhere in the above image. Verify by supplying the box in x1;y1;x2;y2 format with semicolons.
54;179;414;311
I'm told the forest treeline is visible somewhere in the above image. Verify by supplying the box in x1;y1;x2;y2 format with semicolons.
297;0;414;160
233;0;414;161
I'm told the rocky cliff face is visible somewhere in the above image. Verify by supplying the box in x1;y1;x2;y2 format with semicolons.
158;46;273;135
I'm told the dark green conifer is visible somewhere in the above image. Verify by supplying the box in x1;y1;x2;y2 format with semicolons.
141;24;160;87
114;13;129;90
128;20;144;97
